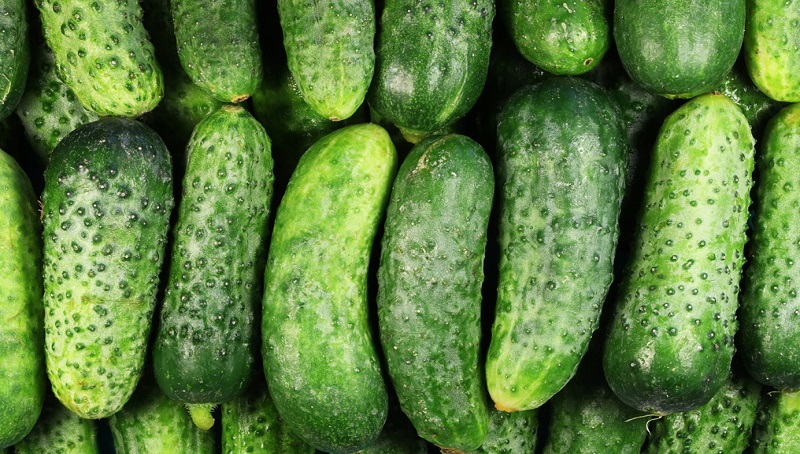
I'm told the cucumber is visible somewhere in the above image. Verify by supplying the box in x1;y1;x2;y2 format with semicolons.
278;0;374;121
602;93;755;415
740;102;800;391
714;59;787;139
33;0;163;117
744;0;800;102
153;105;273;429
471;408;539;454
41;118;173;419
14;394;98;454
261;123;396;453
486;76;628;412
0;149;45;448
501;0;610;75
0;0;30;120
377;134;494;450
614;0;745;99
750;389;800;453
356;407;428;454
368;0;494;142
171;0;262;102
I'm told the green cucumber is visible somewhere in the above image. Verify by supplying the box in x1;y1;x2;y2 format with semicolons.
356;407;428;454
471;408;539;454
744;0;800;102
614;0;745;99
740;103;800;391
0;149;45;448
278;0;374;121
368;0;494;142
0;0;30;120
501;0;610;75
41;118;173;419
750;389;800;453
486;76;628;412
14;394;98;454
261;123;396;453
377;134;494;451
714;59;787;139
602;93;755;416
33;0;163;117
171;0;262;102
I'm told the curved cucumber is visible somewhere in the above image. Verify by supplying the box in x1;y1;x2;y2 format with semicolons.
41;118;173;419
744;0;800;102
0;149;44;448
14;395;98;454
487;77;628;412
751;389;800;453
602;94;755;415
377;134;493;451
0;0;30;120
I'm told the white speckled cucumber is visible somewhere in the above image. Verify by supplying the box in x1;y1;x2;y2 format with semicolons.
14;395;98;454
744;0;800;102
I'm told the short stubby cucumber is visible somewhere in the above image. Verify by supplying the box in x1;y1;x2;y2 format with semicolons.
278;0;374;121
33;0;163;117
740;103;800;390
487;77;628;412
750;389;800;453
0;0;30;120
377;134;494;451
14;395;98;454
602;94;755;415
153;105;273;429
171;0;262;102
262;124;396;453
0;149;45;449
41;118;173;419
471;408;539;454
744;0;800;102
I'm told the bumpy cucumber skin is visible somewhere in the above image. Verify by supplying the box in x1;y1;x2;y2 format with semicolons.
471;408;538;454
602;94;755;416
740;103;800;390
16;46;99;163
0;0;29;120
377;134;493;451
153;106;273;409
714;59;786;138
0;150;44;449
278;0;374;121
502;0;610;75
368;0;494;138
14;396;98;454
750;389;800;453
171;0;262;102
487;77;628;412
33;0;163;117
42;118;173;419
744;0;800;102
261;123;396;453
614;0;744;99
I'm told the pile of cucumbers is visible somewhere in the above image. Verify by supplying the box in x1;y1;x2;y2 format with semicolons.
2;0;800;452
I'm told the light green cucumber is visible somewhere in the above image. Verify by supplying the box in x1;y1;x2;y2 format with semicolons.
14;395;98;454
750;389;800;453
471;408;539;454
0;0;30;120
744;0;800;102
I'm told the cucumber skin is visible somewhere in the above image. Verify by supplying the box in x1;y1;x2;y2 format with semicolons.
487;77;628;412
750;389;800;453
14;396;98;454
171;0;262;102
368;0;494;137
471;408;539;454
278;0;374;121
744;0;800;102
33;0;163;117
0;150;44;449
261;123;396;453
614;0;744;99
740;103;800;390
714;59;786;139
41;118;173;419
377;134;493;451
0;0;30;120
602;94;755;415
153;106;273;407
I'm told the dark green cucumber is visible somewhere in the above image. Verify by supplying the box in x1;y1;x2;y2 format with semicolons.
0;149;44;449
714;59;787;139
33;0;163;117
471;408;539;454
486;77;628;412
501;0;610;75
153;105;273;429
368;0;494;142
278;0;374;121
14;394;98;454
744;0;800;102
614;0;744;98
261;123;396;453
750;389;800;453
41;118;173;419
0;0;30;120
377;134;494;451
740;103;800;390
171;0;262;102
602;94;755;415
